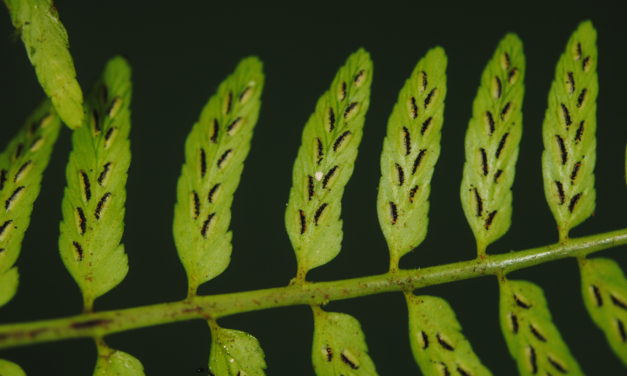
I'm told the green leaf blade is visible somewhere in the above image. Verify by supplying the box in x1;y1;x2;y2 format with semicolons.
4;0;84;129
173;57;264;293
58;56;132;310
377;47;447;267
285;49;373;278
94;347;145;376
460;34;525;255
541;21;598;240
312;308;378;376
209;326;266;376
579;257;627;365
499;279;583;376
0;359;26;376
0;101;62;308
406;294;492;376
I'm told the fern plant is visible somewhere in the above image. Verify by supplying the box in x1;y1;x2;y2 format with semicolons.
0;3;626;375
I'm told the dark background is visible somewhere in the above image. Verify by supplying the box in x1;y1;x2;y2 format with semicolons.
1;3;626;375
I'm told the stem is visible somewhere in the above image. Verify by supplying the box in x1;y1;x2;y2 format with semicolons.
1;227;625;350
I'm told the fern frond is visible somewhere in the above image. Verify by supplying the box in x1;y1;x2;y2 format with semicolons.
0;359;25;376
0;101;61;308
312;307;377;376
377;47;447;269
285;49;372;279
579;257;627;365
542;21;597;241
500;279;583;375
461;34;525;255
58;56;132;311
173;57;264;294
406;294;492;375
94;343;145;376
3;0;84;129
208;324;266;376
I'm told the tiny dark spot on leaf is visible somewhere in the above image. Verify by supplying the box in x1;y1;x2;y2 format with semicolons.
591;285;603;307
200;213;216;238
495;133;509;158
344;102;359;120
217;149;233;169
72;241;84;261
412;149;427;175
314;203;328;225
527;346;538;374
529;323;547;342
402;127;411;156
555;135;568;165
5;186;25;211
560;104;572;127
610;294;627;310
555;181;565;205
323;166;339;189
80;171;91;201
473;188;483;217
211;119;219;143
98;162;112;186
421;117;433;135
484;210;497;229
327;108;336;132
208;184;220;204
199;148;207;178
299;210;306;234
76;207;86;235
409;96;418;119
192;191;200;219
514;293;532;309
307;175;314;200
424;88;436;108
333;131;351;152
577;88;587;108
500;102;512;121
95;192;111;220
574;121;585;143
480;148;488;176
436;333;454;351
409;185;419;203
547;355;568;374
389;201;398;225
485;111;495;135
568;193;582;213
395;163;405;186
566;72;575;94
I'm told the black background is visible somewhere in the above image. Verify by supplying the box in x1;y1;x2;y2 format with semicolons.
1;3;626;375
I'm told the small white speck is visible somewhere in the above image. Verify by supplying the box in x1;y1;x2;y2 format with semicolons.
315;171;323;181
